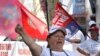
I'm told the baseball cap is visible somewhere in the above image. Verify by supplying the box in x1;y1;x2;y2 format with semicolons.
88;20;96;27
47;26;66;39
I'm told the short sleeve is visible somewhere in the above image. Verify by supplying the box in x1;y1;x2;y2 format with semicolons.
40;47;50;56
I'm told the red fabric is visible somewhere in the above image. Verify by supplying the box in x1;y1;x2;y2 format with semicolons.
52;2;87;37
17;1;48;40
52;2;73;27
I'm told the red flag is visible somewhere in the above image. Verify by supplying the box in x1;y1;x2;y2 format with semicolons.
52;2;73;27
17;1;48;40
0;0;21;40
52;2;87;37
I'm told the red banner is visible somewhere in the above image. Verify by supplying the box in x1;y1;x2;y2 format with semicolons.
52;2;87;37
17;1;48;40
52;2;73;27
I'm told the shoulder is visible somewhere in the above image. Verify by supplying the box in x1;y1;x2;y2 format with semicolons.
80;39;91;44
41;47;50;53
40;47;50;56
80;39;91;45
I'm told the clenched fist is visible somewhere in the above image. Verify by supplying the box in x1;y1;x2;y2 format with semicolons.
15;24;24;35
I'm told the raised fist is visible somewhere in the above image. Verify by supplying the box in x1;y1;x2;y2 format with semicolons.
15;24;24;35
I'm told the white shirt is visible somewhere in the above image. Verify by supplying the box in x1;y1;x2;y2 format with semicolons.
40;47;78;56
78;39;100;56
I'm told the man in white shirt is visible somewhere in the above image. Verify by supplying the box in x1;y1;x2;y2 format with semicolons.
77;26;100;56
88;20;100;41
65;26;86;56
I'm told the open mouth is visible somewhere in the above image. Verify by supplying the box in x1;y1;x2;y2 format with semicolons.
57;41;63;45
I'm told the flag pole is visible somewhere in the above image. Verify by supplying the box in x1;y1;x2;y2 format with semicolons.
45;0;49;30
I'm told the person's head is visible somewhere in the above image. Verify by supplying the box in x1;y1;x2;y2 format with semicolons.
88;20;96;27
47;26;66;51
88;26;99;41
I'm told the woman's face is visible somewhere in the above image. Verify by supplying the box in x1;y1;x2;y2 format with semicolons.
48;31;65;50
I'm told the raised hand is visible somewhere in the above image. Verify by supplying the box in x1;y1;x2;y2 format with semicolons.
15;24;24;35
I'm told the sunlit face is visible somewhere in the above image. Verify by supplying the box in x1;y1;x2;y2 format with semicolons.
48;31;65;50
